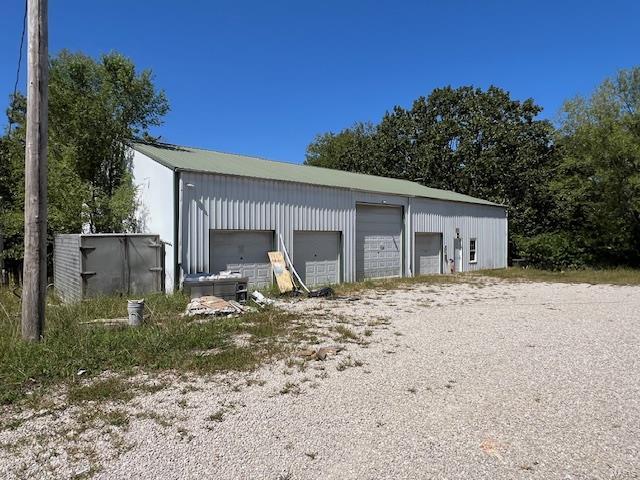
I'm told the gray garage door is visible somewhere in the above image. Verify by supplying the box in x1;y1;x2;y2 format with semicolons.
209;230;273;288
415;233;442;275
293;231;340;287
356;204;402;281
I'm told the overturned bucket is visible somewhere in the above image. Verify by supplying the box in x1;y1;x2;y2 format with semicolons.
127;299;144;326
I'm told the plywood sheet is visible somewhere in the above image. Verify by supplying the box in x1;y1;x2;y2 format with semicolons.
268;251;294;293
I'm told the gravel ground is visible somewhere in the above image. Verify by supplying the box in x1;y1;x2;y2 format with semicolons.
1;279;639;479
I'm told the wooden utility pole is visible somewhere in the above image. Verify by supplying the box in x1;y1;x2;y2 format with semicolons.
22;0;48;341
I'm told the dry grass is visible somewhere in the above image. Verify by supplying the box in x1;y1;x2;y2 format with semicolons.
333;325;360;342
331;267;640;296
472;267;640;285
332;273;473;295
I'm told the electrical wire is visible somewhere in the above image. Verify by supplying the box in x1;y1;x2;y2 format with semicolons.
8;0;28;135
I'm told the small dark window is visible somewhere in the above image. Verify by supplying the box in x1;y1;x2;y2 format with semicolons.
469;238;477;263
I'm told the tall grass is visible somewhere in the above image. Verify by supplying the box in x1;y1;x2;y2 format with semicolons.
0;289;303;406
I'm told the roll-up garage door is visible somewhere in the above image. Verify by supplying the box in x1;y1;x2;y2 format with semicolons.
209;230;273;288
414;233;442;275
356;204;402;281
293;231;340;287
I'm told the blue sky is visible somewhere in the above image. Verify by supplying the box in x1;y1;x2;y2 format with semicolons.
1;1;638;163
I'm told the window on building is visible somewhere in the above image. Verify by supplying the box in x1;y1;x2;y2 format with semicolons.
469;238;477;263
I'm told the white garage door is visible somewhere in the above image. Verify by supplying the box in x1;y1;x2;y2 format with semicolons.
293;231;340;287
209;230;273;288
356;204;402;281
415;233;442;275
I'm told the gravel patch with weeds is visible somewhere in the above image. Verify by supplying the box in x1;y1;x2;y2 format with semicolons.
2;279;640;479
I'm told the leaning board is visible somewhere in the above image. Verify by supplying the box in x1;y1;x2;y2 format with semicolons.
268;251;294;293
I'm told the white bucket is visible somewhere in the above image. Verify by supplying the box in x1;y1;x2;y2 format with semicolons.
127;299;144;326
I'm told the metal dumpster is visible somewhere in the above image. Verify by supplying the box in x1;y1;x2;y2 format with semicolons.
53;234;164;303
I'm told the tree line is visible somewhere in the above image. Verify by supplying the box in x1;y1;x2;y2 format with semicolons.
306;69;640;269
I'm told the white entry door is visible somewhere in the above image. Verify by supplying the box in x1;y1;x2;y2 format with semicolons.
454;237;463;273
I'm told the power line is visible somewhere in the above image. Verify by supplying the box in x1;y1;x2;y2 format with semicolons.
8;0;28;135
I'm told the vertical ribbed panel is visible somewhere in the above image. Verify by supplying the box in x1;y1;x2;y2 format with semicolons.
178;172;508;283
53;234;82;303
180;173;358;282
410;198;507;272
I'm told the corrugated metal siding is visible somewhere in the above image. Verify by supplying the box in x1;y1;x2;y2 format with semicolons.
179;172;507;283
53;234;82;303
410;198;507;272
179;172;357;281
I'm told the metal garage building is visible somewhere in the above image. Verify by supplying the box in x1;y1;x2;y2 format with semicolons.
130;142;508;292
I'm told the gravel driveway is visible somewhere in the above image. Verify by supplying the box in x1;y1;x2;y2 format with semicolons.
2;279;639;479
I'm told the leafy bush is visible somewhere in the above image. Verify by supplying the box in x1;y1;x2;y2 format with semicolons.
515;233;590;270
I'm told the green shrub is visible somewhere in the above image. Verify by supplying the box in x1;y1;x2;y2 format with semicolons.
515;232;590;270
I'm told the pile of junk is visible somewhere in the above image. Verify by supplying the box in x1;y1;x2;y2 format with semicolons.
183;240;333;318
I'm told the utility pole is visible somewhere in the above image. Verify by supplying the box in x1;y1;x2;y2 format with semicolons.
22;0;48;341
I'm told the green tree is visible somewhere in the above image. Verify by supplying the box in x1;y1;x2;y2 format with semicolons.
306;86;558;255
306;122;381;174
0;50;169;266
552;68;640;266
48;50;169;232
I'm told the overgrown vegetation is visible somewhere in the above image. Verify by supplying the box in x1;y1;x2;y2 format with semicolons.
0;289;309;406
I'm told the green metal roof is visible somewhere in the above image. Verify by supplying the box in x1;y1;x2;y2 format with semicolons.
131;142;500;207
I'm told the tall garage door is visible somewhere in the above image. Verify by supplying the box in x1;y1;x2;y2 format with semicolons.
356;204;402;281
293;231;340;287
415;233;442;275
209;230;273;288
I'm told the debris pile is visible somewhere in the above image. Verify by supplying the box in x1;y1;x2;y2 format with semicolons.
296;345;344;361
184;296;251;317
308;287;334;298
251;291;275;307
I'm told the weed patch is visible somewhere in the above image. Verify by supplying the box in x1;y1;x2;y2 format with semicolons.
334;325;359;342
207;409;225;422
280;381;301;395
336;356;363;371
68;378;136;404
